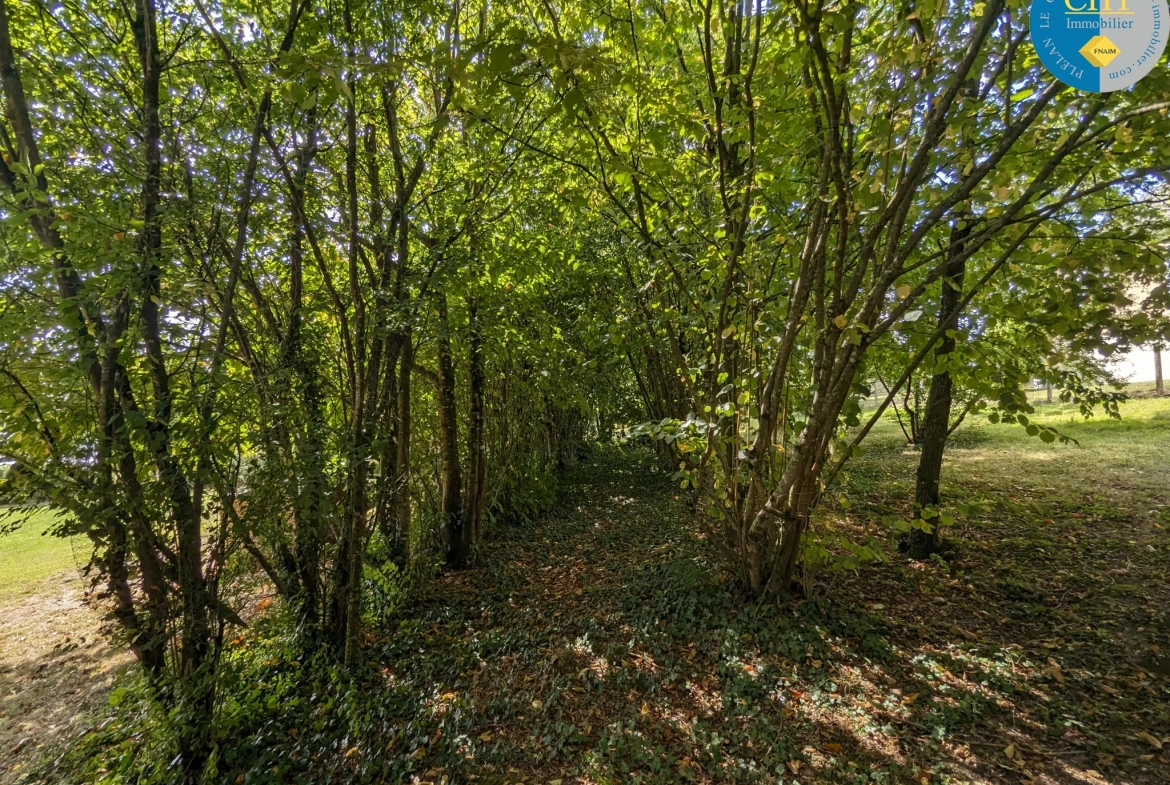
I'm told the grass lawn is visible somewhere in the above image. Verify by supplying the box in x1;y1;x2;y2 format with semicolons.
0;508;82;603
854;382;1170;528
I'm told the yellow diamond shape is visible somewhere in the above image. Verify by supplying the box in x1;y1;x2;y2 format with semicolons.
1079;35;1121;68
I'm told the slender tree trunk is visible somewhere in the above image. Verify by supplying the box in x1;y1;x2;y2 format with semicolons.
464;295;486;546
331;26;367;664
283;115;326;643
131;0;212;773
436;293;467;566
338;422;368;665
373;348;399;550
1156;345;1164;396
394;334;414;564
289;258;325;639
908;223;970;559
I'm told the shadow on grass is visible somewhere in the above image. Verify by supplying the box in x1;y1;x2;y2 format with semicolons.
1;627;130;783
195;450;1162;785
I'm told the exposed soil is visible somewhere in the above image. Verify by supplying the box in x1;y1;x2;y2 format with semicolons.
0;570;131;785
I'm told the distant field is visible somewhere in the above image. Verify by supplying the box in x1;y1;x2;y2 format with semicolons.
1023;378;1163;406
0;508;82;602
863;383;1170;505
870;378;1169;443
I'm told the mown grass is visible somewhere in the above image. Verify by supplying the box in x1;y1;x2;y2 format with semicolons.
858;384;1170;525
0;508;80;603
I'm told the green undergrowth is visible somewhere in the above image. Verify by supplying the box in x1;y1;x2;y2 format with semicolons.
27;450;900;785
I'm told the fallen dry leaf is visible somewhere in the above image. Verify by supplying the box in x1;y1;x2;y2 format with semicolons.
1136;731;1163;750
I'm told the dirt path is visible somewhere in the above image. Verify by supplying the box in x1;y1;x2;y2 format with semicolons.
0;570;130;784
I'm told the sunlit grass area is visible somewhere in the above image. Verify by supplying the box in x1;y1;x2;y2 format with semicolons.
861;385;1170;519
0;508;82;603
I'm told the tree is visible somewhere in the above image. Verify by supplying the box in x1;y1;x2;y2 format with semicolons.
1158;345;1165;395
868;200;1170;557
484;0;1170;594
0;0;593;773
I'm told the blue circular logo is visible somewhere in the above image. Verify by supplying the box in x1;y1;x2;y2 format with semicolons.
1030;0;1168;92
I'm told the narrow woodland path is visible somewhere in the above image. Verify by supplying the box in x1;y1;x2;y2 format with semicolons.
364;448;728;783
219;446;1167;785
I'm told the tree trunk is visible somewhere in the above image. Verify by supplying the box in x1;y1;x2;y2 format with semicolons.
464;296;487;547
285;114;326;642
1156;345;1164;396
908;222;969;559
437;293;467;566
325;28;369;663
394;334;414;564
373;345;399;553
131;0;213;772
